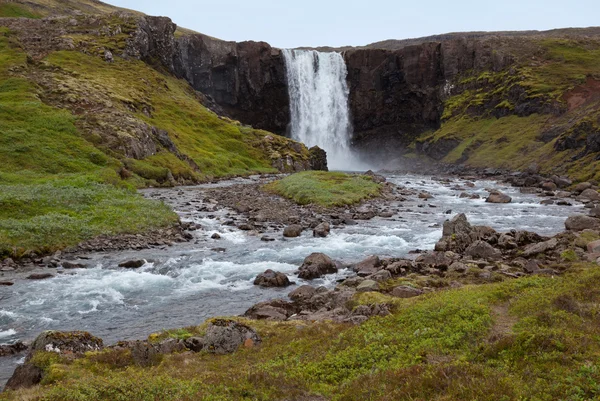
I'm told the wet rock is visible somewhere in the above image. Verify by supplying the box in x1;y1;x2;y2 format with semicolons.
288;285;317;303
0;341;27;357
0;281;14;286
297;253;337;279
552;176;572;188
61;261;88;269
313;222;330;238
26;273;54;280
379;211;394;218
418;192;433;200
435;213;477;252
522;238;558;257
211;233;222;239
260;236;275;242
352;255;381;276
356;279;379;292
283;224;303;238
309;146;328;171
589;206;600;217
238;223;253;231
253;269;291;287
118;260;145;268
244;299;297;320
578;188;600;201
486;191;512;203
391;285;423;298
465;241;501;260
565;215;600;231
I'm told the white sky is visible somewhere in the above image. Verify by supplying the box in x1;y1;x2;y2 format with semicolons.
107;0;600;48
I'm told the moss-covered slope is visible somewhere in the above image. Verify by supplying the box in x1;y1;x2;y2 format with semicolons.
0;12;311;257
415;37;600;181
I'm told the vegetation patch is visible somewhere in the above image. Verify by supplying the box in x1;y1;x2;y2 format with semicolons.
6;265;600;400
265;171;382;207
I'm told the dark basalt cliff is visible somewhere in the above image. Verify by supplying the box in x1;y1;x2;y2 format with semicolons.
129;17;600;179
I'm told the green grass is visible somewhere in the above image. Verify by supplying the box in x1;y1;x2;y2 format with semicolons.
0;28;179;256
6;264;600;400
0;3;41;18
265;171;382;207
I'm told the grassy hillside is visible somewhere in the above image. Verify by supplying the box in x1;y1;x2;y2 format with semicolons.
0;13;309;257
415;37;600;181
3;263;600;400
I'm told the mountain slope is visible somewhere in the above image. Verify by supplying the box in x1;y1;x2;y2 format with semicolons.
0;10;315;257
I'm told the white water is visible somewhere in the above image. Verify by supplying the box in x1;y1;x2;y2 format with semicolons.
283;49;366;170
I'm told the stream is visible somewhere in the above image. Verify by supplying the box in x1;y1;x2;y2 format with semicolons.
0;173;583;387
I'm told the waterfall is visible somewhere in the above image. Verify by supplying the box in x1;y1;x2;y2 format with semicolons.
283;49;363;170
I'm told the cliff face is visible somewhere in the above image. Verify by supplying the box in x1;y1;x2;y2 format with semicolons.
127;16;600;181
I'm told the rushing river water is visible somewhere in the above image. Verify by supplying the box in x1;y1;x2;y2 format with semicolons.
0;173;583;386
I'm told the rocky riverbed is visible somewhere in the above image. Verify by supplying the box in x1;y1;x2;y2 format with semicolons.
2;170;598;388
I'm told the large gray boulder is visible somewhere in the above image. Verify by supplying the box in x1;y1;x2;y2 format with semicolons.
283;224;303;238
297;253;337;279
352;255;381;276
486;191;512;203
565;215;600;231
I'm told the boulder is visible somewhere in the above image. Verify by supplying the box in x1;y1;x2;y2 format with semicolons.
573;182;592;194
391;285;423;298
356;280;379;292
541;181;558;191
565;215;600;231
6;331;104;390
0;341;27;357
486;191;512;203
297;253;337;279
552;175;572;189
288;285;317;303
589;206;600;218
26;273;54;280
415;252;453;269
61;261;88;269
465;241;501;260
118;260;145;268
522;238;558;257
283;224;303;238
253;269;291;287
352;255;381;276
497;233;518;249
435;213;477;252
193;320;261;354
244;299;297;320
309;146;328;171
313;222;331;238
367;269;392;282
579;188;600;201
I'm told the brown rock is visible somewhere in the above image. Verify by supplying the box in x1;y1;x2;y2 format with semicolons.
297;253;337;279
118;260;145;268
253;269;291;287
26;273;54;280
391;285;423;298
313;222;330;238
579;188;600;201
486;191;512;203
465;241;501;260
352;255;381;276
283;224;303;238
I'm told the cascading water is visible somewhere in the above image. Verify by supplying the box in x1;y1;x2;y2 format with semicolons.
283;49;364;170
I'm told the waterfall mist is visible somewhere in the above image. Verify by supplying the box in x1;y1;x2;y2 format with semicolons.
282;49;368;171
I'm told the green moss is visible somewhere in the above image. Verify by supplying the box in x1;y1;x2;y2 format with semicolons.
0;3;41;18
265;171;382;207
561;249;579;262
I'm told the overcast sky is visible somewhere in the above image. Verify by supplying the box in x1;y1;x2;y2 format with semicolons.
108;0;600;48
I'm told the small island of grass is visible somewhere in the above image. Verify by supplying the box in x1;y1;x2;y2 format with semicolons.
265;171;382;207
